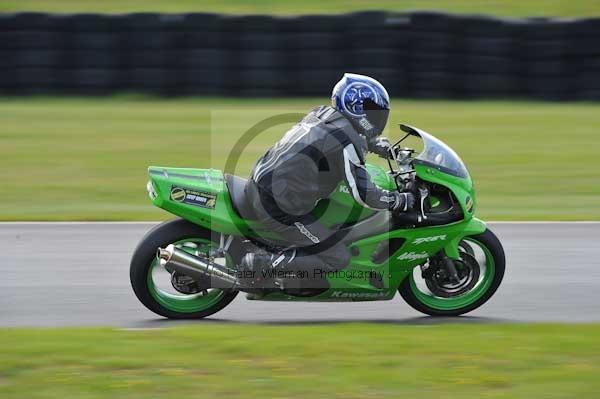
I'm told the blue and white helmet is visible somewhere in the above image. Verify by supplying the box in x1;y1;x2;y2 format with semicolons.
331;73;390;138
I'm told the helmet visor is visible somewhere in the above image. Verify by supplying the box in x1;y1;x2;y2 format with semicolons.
363;99;390;137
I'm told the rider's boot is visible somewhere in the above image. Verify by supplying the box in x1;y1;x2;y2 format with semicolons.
239;250;329;293
239;252;283;290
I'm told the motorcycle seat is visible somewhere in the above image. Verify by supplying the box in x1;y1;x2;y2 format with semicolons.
225;174;256;220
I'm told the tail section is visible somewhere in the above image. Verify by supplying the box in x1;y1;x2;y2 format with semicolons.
147;167;250;235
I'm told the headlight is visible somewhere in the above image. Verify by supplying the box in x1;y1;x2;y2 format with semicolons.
146;180;157;200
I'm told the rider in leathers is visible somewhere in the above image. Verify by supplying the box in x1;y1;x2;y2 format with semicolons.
242;73;415;289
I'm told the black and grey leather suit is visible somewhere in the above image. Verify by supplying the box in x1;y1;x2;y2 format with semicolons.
245;105;401;276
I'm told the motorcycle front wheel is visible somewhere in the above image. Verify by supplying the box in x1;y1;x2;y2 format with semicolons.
399;228;505;317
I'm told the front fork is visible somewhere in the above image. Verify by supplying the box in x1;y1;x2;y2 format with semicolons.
421;253;460;282
421;217;487;281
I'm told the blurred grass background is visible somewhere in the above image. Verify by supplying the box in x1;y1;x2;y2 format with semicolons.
1;96;599;221
1;323;600;398
1;0;599;16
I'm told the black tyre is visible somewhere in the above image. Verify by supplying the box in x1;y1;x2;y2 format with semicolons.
399;228;505;317
130;218;239;319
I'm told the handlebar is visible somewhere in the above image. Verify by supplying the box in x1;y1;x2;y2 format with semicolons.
392;208;462;227
394;184;463;227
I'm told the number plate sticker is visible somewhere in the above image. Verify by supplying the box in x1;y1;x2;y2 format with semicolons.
170;186;217;209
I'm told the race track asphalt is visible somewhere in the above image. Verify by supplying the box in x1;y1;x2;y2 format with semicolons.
1;222;598;327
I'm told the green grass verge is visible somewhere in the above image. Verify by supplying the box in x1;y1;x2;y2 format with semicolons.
1;324;599;398
1;96;599;221
1;0;599;17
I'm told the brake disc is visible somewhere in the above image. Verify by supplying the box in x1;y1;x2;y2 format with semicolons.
425;252;480;298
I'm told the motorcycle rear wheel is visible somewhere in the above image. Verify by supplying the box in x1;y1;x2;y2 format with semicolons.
130;218;239;319
399;228;505;317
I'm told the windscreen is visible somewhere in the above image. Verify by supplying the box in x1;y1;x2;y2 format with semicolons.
407;126;469;179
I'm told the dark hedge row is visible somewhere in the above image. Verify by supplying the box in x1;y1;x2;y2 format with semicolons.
1;11;599;99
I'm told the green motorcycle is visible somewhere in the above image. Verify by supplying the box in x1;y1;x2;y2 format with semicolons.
130;124;505;319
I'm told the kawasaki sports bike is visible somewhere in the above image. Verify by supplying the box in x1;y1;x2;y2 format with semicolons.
130;124;505;318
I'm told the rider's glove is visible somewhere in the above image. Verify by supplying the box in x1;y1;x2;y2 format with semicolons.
368;136;391;158
390;191;416;213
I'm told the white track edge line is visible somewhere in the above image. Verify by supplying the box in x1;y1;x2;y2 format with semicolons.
0;221;599;225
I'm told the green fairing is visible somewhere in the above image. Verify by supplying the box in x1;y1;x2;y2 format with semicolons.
148;167;252;236
147;155;485;302
148;163;395;234
313;164;392;227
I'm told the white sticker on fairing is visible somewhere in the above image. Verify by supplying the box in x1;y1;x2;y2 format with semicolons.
412;235;447;245
397;251;429;261
330;291;387;299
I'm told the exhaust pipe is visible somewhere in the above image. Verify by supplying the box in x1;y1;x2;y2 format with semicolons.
157;244;239;289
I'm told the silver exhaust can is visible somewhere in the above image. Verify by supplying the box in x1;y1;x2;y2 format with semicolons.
157;244;239;289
